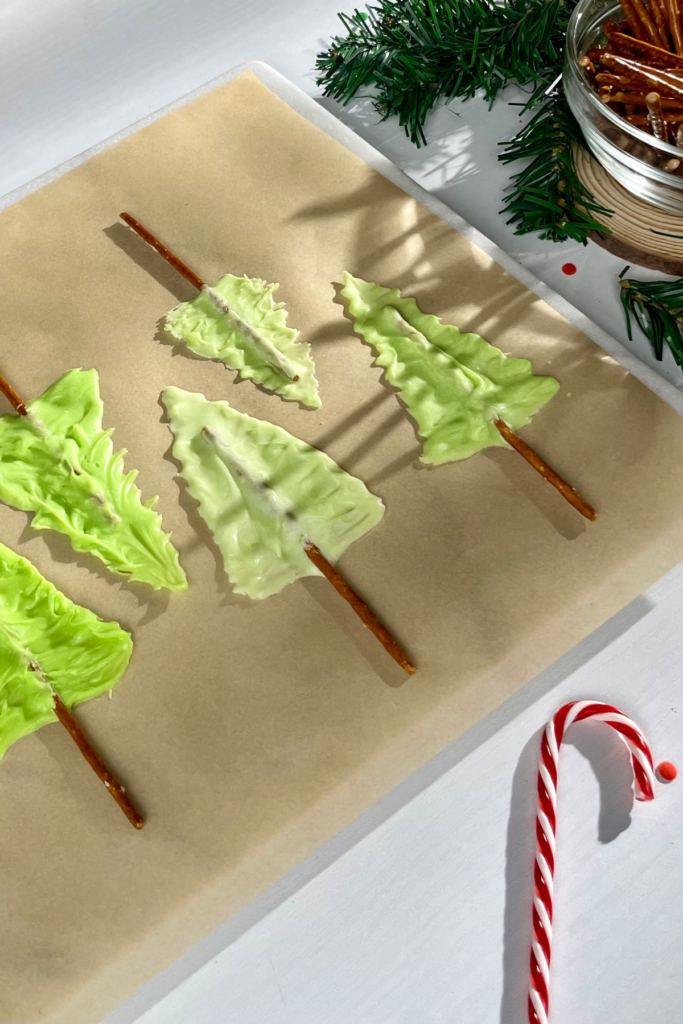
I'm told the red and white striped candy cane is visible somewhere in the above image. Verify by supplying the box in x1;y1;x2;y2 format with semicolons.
528;700;656;1024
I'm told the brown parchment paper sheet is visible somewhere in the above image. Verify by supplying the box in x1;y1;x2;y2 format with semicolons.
2;70;683;1023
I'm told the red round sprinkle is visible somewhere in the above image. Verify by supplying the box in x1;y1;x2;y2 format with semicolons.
562;263;577;276
657;761;678;782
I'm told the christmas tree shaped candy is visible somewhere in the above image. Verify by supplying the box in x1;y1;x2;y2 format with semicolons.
0;540;141;826
0;368;186;590
120;214;320;408
163;386;414;672
341;273;596;520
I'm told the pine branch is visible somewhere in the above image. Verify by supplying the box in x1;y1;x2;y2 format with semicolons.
316;0;613;244
499;89;613;243
316;0;578;145
619;270;683;368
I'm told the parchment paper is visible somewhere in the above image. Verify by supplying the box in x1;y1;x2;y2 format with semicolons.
2;70;683;1024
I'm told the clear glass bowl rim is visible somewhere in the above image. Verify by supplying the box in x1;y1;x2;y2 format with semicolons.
564;0;683;161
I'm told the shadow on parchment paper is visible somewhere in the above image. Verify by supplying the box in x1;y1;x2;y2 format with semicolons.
16;522;170;630
314;390;394;451
300;574;411;688
103;223;197;304
499;651;644;1024
481;449;588;543
35;708;148;829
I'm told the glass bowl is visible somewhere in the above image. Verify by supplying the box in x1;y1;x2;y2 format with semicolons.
564;0;683;212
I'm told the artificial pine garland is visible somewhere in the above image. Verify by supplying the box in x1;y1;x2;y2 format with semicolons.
499;92;612;242
619;268;683;369
316;0;612;243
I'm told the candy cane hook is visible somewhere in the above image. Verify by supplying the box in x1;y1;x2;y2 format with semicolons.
528;701;656;1024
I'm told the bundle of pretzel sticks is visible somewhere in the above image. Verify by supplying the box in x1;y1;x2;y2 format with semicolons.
579;0;683;162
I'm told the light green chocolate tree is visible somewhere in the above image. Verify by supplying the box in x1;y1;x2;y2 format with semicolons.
162;386;384;601
0;369;186;590
0;540;142;824
0;540;132;758
341;273;560;465
165;274;321;408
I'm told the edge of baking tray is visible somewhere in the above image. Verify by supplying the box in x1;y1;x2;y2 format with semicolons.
3;58;683;419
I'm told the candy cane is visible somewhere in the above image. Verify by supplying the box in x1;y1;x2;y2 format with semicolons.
528;701;656;1024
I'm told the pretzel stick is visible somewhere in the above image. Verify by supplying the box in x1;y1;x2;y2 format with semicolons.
664;0;683;54
120;212;205;291
649;0;672;47
619;0;648;39
612;89;683;105
493;420;597;522
599;90;622;110
596;72;642;88
629;109;683;121
646;91;667;134
120;213;300;382
52;692;144;829
632;0;668;47
578;56;597;85
0;372;27;414
602;53;683;97
602;26;683;63
0;371;144;829
303;542;415;674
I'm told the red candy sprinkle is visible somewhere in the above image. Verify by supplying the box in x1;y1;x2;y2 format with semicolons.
657;761;678;782
562;263;577;276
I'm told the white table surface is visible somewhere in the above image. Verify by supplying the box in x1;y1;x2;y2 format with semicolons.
3;4;683;1024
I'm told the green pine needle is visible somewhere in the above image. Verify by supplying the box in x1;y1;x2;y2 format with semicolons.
620;274;683;368
316;0;613;244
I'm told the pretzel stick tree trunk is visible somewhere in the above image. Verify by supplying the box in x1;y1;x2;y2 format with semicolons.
52;693;144;829
121;213;415;672
303;542;415;674
120;213;205;291
494;420;597;521
0;369;144;829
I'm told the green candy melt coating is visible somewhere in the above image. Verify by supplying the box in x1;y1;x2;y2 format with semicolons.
341;273;560;465
0;369;186;591
162;386;384;601
0;541;133;758
165;274;321;409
